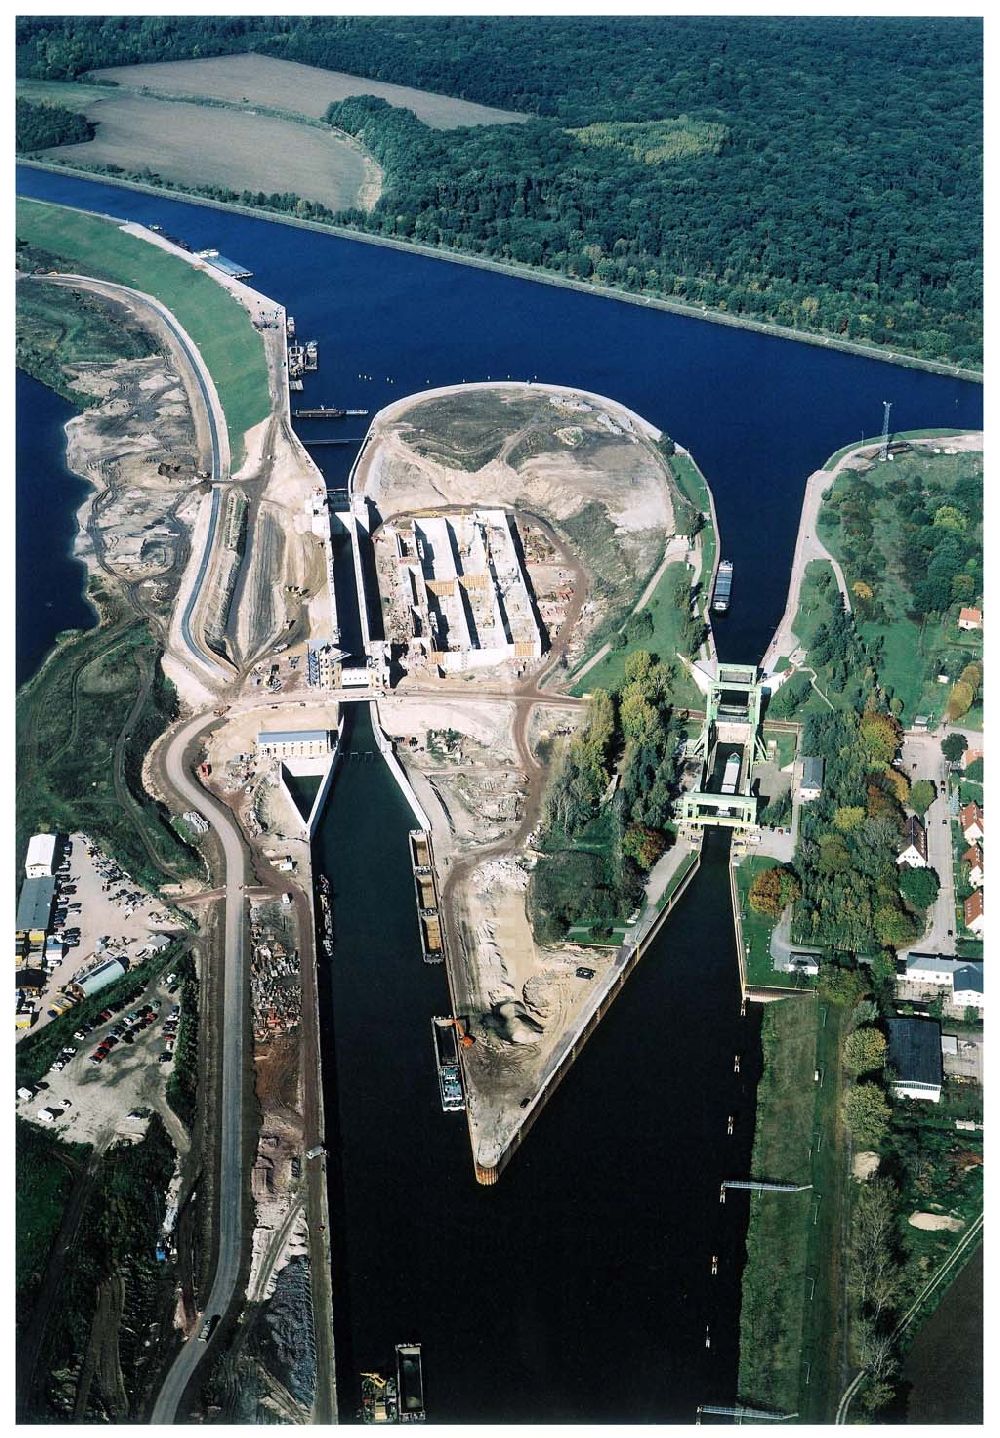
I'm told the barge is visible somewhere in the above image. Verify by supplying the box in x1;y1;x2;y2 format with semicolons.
712;559;733;613
432;1018;466;1111
293;405;370;419
409;831;443;963
318;874;333;956
720;752;741;795
396;1344;426;1422
360;1344;425;1423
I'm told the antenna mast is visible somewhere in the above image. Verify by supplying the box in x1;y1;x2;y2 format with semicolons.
879;401;892;461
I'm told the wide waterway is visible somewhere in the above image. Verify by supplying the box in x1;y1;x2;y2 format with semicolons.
16;167;983;1421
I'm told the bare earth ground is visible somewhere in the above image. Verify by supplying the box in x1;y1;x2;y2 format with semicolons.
90;53;531;130
357;382;673;667
41;92;380;214
357;383;677;1172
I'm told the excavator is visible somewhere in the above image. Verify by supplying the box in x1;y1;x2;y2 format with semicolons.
439;1015;475;1048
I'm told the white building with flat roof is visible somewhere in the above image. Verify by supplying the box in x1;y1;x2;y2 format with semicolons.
25;834;56;877
257;730;332;761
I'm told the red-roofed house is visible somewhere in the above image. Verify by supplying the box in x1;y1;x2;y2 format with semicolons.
960;802;984;843
963;843;984;890
958;607;983;631
962;747;983;772
964;889;984;936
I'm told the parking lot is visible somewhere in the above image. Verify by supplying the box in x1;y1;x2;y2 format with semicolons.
19;832;184;1044
16;964;188;1149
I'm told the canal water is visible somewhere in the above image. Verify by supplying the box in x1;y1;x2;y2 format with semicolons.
17;165;982;667
15;167;983;1420
314;705;761;1422
16;370;97;687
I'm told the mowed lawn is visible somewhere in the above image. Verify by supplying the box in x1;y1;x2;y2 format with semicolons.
90;53;530;129
31;92;380;213
17;198;270;461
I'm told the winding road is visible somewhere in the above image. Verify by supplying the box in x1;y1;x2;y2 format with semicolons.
150;713;247;1423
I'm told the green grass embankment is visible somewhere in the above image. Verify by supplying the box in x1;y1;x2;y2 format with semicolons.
16;276;159;407
16;196;270;463
738;997;851;1421
572;559;701;707
733;857;783;987
17;594;200;895
738;996;816;1413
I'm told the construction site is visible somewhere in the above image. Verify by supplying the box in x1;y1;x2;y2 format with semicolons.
373;509;544;675
352;383;687;1179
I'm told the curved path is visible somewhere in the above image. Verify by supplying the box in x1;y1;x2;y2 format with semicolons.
50;274;232;683
835;1211;984;1423
151;712;247;1422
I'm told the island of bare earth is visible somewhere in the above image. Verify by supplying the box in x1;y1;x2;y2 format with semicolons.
349;382;709;1179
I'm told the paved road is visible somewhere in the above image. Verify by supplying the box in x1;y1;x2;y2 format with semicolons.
760;462;851;674
151;713;247;1423
899;733;957;957
51;274;231;683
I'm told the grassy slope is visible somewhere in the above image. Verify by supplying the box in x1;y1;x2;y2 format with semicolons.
738;997;851;1421
573;559;700;702
16;196;270;461
738;996;816;1412
16;277;158;407
734;856;784;986
16;588;200;893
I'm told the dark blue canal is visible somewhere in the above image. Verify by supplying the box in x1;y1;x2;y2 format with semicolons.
16;167;982;1421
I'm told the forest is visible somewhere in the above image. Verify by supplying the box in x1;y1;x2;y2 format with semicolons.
531;651;683;942
15;96;93;153
15;15;983;366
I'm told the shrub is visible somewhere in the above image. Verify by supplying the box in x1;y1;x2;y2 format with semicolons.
908;779;936;815
843;1026;888;1076
844;1081;891;1147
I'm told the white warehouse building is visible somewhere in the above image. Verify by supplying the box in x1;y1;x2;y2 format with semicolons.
257;730;332;761
25;833;56;878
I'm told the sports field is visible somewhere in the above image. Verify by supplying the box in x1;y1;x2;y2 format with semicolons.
16;198;270;457
90;53;530;129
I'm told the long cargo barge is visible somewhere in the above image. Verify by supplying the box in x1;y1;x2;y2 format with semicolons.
396;1344;426;1422
409;830;443;963
432;1018;465;1111
293;405;370;419
712;559;734;613
359;1344;425;1423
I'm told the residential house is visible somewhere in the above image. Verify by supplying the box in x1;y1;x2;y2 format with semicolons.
887;1017;943;1102
964;889;984;936
799;756;824;802
962;843;984;890
957;607;983;631
897;815;928;868
960;802;984;844
952;963;984;1012
905;953;962;987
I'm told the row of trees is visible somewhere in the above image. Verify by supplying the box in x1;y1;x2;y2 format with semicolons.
16;15;983;363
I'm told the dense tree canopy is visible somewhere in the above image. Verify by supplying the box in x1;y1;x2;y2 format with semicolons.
16;15;983;364
15;96;93;152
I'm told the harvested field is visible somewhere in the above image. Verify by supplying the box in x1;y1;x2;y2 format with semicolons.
90;54;531;129
37;93;379;213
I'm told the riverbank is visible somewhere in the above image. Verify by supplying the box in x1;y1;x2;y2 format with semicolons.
18;160;982;383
